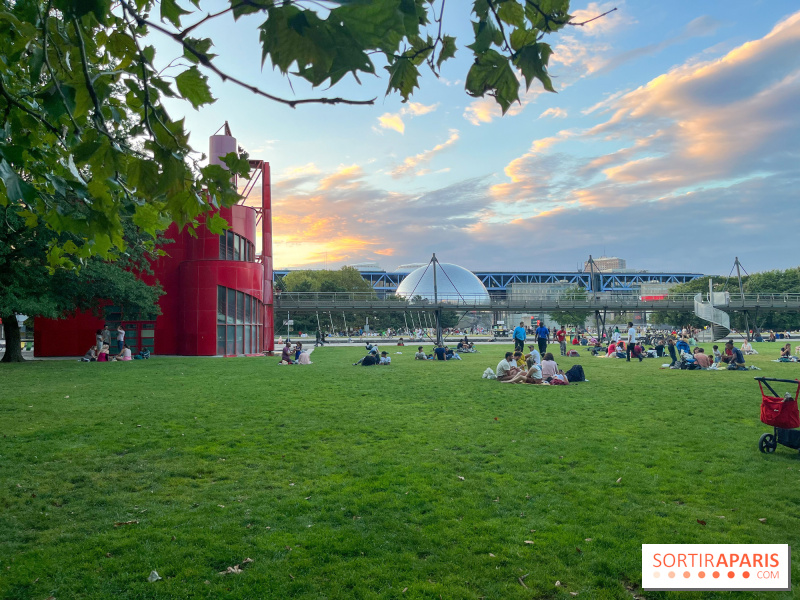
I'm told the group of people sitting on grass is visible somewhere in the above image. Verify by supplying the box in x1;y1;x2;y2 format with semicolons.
81;324;149;362
414;344;462;361
279;341;312;365
353;347;391;366
490;350;585;385
669;340;752;370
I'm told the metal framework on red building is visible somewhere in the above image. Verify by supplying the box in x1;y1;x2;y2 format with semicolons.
238;158;274;352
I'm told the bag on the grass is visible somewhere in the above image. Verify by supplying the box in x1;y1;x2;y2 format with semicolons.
564;364;585;382
760;395;800;429
482;367;496;379
567;350;580;357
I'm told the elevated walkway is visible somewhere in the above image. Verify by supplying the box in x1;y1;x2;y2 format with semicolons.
275;292;800;314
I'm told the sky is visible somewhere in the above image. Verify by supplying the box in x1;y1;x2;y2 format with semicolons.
158;0;800;275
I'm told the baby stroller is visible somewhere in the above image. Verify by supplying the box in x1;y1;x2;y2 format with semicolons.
756;378;800;454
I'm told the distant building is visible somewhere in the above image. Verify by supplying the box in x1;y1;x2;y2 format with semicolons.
348;261;382;272
584;256;626;272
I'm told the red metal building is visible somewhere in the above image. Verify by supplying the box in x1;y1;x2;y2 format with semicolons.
34;129;274;357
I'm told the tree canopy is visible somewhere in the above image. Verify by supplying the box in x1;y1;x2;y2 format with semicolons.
0;0;583;268
0;205;163;361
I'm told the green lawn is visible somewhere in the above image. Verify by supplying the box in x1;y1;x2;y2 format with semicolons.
1;342;799;599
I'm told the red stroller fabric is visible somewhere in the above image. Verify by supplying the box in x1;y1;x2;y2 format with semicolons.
760;396;800;429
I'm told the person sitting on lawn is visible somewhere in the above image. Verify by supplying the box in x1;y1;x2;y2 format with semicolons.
496;352;520;382
514;351;527;368
780;343;792;359
80;347;97;362
693;347;712;369
541;352;559;380
712;345;722;364
725;340;746;370
297;351;313;365
97;344;110;362
397;337;405;346
414;346;429;360
433;344;447;361
379;351;391;365
741;339;757;355
768;331;776;342
615;341;627;359
280;342;294;364
605;341;617;357
631;343;645;362
525;345;541;367
119;344;133;361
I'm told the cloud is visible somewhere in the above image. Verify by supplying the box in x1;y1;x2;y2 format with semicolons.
487;10;800;248
540;107;568;119
389;130;460;178
265;12;800;274
594;15;725;75
376;102;439;134
568;1;637;36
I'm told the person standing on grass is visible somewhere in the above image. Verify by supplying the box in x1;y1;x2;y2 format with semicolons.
612;327;621;344
513;321;527;353
556;325;567;356
116;325;125;354
625;321;636;362
535;322;549;356
101;324;111;347
95;329;103;354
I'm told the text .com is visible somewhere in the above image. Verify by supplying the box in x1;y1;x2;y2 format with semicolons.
642;544;790;591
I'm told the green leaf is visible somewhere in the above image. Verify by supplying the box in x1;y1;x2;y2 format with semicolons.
465;49;519;113
175;66;215;109
514;44;555;92
0;160;38;204
183;37;216;65
132;203;162;235
206;212;229;235
437;35;457;69
497;1;524;27
53;0;111;24
160;0;191;28
384;59;420;101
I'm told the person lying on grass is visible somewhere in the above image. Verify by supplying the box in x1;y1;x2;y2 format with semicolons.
379;351;391;365
354;350;379;366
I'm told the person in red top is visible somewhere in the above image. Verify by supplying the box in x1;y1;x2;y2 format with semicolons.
556;327;567;356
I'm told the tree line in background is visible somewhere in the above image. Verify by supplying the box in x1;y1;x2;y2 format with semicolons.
275;267;458;336
649;268;800;332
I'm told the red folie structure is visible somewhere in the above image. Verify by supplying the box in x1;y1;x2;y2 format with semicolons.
34;125;274;357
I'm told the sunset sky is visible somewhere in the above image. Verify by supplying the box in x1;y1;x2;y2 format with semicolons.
161;1;800;275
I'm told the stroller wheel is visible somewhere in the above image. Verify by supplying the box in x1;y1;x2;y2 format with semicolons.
758;433;777;454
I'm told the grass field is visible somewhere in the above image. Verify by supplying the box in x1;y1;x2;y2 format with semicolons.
2;342;799;599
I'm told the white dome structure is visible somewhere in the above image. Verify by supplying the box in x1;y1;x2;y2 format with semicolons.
395;262;491;304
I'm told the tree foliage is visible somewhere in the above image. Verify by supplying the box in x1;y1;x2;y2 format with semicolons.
0;0;581;267
547;286;592;327
0;205;164;361
648;270;800;331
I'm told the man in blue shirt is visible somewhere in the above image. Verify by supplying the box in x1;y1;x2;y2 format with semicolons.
513;321;527;352
535;323;549;355
725;340;746;370
433;344;447;360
